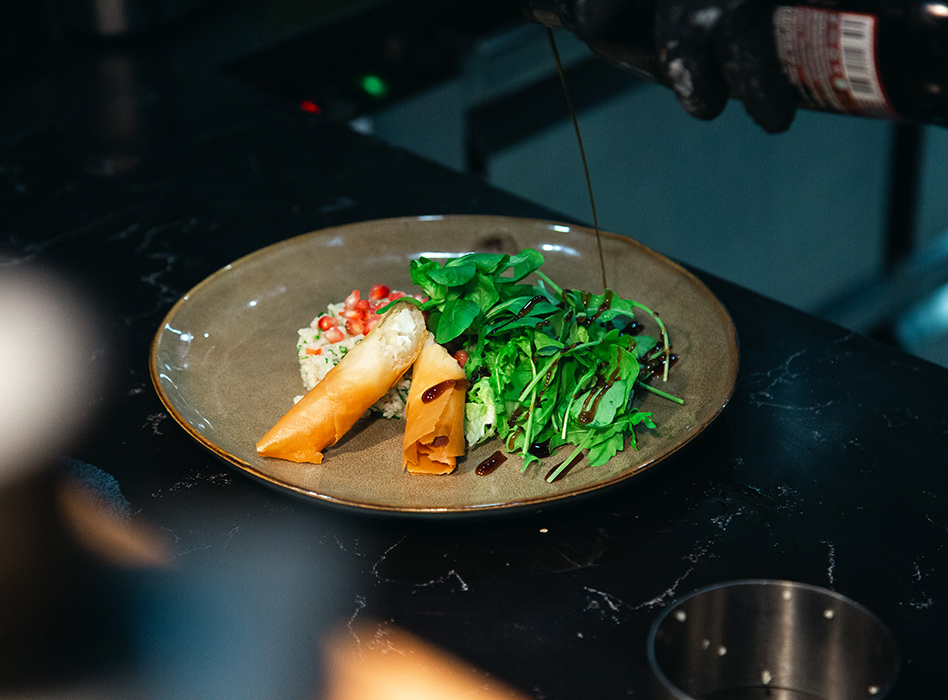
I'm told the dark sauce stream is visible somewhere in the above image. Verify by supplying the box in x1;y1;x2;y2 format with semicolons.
479;35;617;481
547;27;607;292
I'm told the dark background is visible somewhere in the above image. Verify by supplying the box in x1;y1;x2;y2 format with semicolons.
3;2;948;699
4;0;948;363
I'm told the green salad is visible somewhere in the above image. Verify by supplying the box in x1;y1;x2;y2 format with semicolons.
381;248;681;482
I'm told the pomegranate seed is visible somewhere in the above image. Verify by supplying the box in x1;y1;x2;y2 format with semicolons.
389;291;405;301
317;315;337;330
344;290;361;308
324;327;344;343
453;350;469;368
369;284;390;301
355;299;371;314
346;317;365;336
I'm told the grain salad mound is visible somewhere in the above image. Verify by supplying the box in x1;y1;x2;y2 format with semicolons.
295;285;424;419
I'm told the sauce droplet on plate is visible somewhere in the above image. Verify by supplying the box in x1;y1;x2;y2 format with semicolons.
475;451;507;476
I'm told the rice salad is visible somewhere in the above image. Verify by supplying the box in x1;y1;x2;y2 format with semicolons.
295;285;424;419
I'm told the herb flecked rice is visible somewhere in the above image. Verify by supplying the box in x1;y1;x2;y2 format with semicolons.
295;300;411;419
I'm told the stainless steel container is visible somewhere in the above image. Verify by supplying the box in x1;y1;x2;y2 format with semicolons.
647;580;900;700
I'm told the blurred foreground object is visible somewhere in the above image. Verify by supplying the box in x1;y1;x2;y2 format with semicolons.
0;267;99;484
58;474;172;570
0;266;105;688
324;621;531;700
523;0;948;132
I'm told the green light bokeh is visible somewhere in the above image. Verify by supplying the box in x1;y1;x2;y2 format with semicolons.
360;74;389;98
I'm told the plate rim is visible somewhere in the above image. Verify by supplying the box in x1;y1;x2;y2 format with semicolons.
149;214;739;515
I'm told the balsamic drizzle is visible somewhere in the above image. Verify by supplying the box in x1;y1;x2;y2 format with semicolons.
475;451;507;476
473;37;677;481
422;379;456;403
547;27;607;292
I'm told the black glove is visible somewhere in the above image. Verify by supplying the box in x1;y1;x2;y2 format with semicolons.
655;0;797;132
527;0;798;133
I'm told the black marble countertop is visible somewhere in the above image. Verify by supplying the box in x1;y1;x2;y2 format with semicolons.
3;42;948;700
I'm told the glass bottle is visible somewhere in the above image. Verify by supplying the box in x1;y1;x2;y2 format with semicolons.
522;0;948;125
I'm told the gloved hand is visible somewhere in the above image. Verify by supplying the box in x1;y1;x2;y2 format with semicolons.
655;0;797;132
528;0;798;133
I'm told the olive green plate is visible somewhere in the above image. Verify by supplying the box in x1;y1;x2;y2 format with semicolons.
150;216;738;515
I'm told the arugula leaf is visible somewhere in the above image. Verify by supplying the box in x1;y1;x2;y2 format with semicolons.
569;380;629;428
585;425;627;468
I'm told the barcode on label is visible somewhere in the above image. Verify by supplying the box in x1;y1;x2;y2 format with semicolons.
773;7;898;119
849;77;873;94
841;17;868;40
839;14;889;109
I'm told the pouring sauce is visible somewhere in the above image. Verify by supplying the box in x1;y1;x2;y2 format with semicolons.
546;27;607;292
479;35;636;481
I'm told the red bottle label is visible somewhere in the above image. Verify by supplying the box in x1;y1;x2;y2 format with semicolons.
773;7;899;119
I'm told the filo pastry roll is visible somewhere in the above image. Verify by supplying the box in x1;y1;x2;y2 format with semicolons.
402;334;468;475
257;301;426;464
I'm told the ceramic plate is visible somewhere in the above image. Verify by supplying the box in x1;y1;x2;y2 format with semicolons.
150;216;738;514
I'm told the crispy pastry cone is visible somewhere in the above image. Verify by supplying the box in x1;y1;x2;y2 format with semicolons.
257;301;426;463
402;334;468;475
